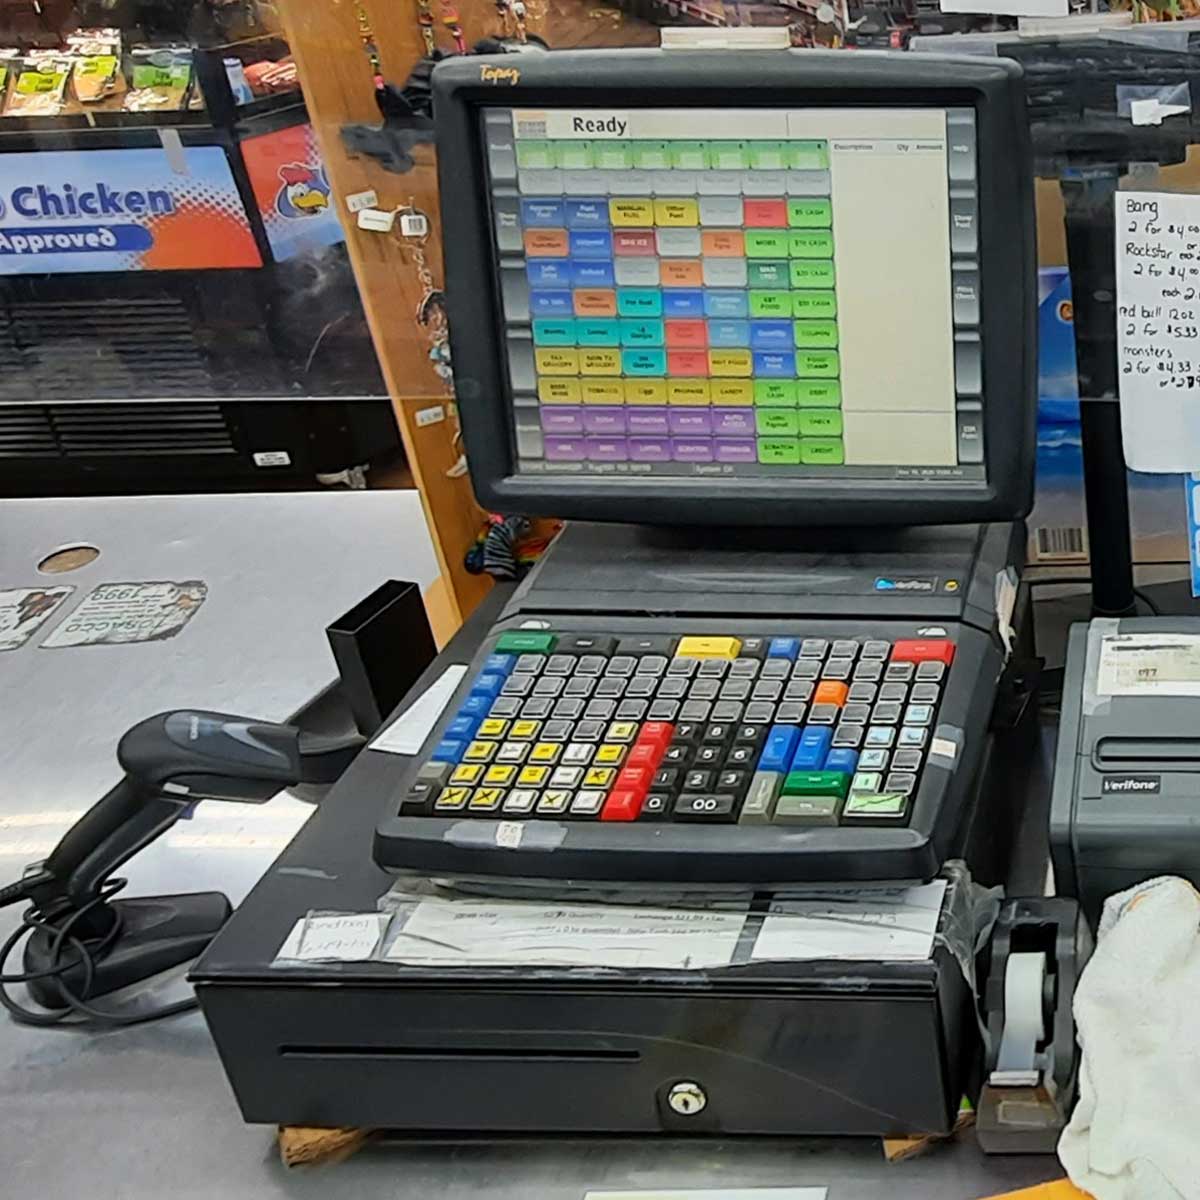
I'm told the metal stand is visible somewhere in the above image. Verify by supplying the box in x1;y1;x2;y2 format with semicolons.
1060;173;1137;617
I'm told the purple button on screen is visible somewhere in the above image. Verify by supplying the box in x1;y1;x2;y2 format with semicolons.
587;437;629;462
540;407;584;434
668;409;713;436
582;406;627;434
544;436;586;461
712;408;755;437
673;439;714;463
629;437;672;462
714;438;757;463
627;407;670;435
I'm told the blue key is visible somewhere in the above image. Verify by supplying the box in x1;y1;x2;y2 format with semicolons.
758;725;800;773
824;747;859;775
431;738;464;763
768;637;799;660
446;715;479;740
458;694;490;718
750;320;794;351
484;653;516;675
470;672;505;699
791;726;832;771
662;289;705;318
526;259;572;287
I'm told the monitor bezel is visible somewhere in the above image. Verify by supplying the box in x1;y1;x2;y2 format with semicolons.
434;49;1035;526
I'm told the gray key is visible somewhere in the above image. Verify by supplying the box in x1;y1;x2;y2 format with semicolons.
720;678;753;701
501;674;534;696
862;641;890;659
606;655;636;677
553;698;585;719
658;677;689;699
689;678;721;701
853;661;883;682
711;701;743;722
489;697;522;718
904;704;933;726
730;658;761;678
699;658;729;678
533;675;565;697
616;699;648;721
591;677;623;698
822;658;853;680
740;771;782;823
832;722;864;748
776;702;807;724
872;702;902;724
892;749;923;771
859;748;889;770
584;699;616;720
878;682;908;703
760;659;791;680
773;793;840;825
625;676;656;698
577;655;607;676
885;662;915;683
884;771;917;795
680;700;712;722
751;680;783;701
668;657;698;676
570;789;605;815
791;660;821;680
521;698;553;718
916;661;946;682
898;727;927;748
637;655;668;676
647;699;680;721
743;702;776;723
784;680;814;702
911;683;940;704
808;704;839;725
514;653;546;674
541;719;573;741
545;654;576;675
415;761;451;785
847;682;876;704
842;703;871;725
800;638;828;658
865;725;896;747
831;640;860;659
574;719;606;741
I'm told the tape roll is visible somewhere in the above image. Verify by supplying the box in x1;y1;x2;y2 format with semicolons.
993;950;1047;1084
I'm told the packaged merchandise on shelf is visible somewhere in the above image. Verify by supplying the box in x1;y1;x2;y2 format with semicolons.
243;57;298;96
0;49;17;102
124;46;193;112
4;54;72;116
67;28;123;104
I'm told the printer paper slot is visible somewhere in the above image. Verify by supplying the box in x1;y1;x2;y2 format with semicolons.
1096;737;1200;766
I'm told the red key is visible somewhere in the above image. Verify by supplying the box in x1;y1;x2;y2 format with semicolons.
615;765;653;792
637;722;675;749
601;788;643;821
627;743;661;769
891;639;955;666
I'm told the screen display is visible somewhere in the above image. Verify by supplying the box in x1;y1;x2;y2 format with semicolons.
483;105;982;482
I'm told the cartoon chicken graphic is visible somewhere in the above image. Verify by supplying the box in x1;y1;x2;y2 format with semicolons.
276;163;332;218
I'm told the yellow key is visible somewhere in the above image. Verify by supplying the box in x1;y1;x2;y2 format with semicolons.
606;723;638;743
518;765;550;787
676;636;742;660
478;718;509;738
463;740;498;762
529;742;562;764
510;720;541;740
537;790;571;813
484;765;517;786
435;786;471;810
594;744;627;766
469;788;505;810
450;763;484;785
584;767;616;788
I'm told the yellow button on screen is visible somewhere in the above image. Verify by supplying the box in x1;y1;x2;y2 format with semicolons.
654;198;699;227
581;380;624;404
579;349;622;376
484;765;517;786
449;764;483;785
676;636;742;660
538;378;581;404
610;198;654;226
667;380;711;406
518;765;550;786
625;379;668;405
534;348;579;376
709;349;753;377
712;380;754;406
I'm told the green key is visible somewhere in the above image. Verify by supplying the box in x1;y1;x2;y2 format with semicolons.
755;380;797;407
787;199;832;228
792;290;837;319
790;260;836;289
671;140;709;169
797;380;841;408
709;141;748;170
757;438;800;465
495;631;557;653
756;408;799;436
788;140;828;170
748;140;789;170
800;438;845;465
633;140;672;169
594;141;632;170
783;770;850;798
745;230;789;258
798;409;843;437
796;350;839;378
749;290;791;317
843;792;908;818
793;320;838;349
515;140;554;169
747;260;789;288
553;140;593;169
789;231;834;259
774;794;841;825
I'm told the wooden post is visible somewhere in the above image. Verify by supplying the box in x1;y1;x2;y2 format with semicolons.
274;0;497;627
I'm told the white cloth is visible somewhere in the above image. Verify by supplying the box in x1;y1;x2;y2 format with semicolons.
1059;876;1200;1200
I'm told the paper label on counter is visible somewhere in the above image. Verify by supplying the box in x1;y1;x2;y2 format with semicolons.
751;880;947;962
386;898;746;969
370;664;467;755
40;580;206;647
0;586;73;651
1116;191;1200;472
276;912;390;962
1096;631;1200;696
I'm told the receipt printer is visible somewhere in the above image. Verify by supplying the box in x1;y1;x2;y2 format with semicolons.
1052;618;1200;927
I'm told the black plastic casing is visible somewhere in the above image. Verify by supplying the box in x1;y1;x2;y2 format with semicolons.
434;49;1036;527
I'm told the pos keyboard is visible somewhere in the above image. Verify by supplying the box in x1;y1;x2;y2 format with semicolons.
374;623;978;884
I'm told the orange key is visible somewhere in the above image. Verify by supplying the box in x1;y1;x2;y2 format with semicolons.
573;289;617;317
661;259;703;287
814;680;849;707
524;228;568;257
701;229;744;257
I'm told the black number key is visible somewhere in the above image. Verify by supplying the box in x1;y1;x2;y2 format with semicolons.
684;769;713;790
674;793;736;822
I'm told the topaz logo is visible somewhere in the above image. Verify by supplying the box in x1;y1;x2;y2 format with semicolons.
1101;775;1161;794
875;577;936;593
0;193;6;220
